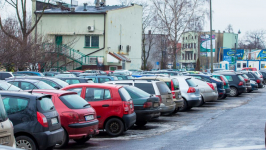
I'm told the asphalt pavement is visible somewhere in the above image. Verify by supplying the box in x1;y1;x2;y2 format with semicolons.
61;88;266;150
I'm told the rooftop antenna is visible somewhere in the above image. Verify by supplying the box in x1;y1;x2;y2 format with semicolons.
6;76;17;91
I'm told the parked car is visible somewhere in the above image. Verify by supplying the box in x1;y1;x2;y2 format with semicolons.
156;71;180;76
238;73;252;92
0;81;22;91
31;90;99;148
62;83;136;136
84;70;107;75
113;70;132;75
0;72;13;80
259;70;266;84
7;79;55;90
112;74;134;80
190;77;218;105
239;71;264;88
6;76;69;89
67;70;84;73
216;72;247;97
15;71;44;76
242;67;257;71
0;95;16;148
1;91;64;150
43;72;60;77
187;74;225;99
58;77;93;84
106;80;176;115
250;80;259;92
136;77;183;114
171;76;201;111
79;75;118;83
123;86;160;126
55;73;76;78
212;74;231;99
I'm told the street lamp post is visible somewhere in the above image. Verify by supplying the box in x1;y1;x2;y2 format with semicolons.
210;0;213;73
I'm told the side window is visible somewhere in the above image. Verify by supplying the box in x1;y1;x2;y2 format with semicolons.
99;78;111;83
21;82;37;90
85;88;111;101
224;76;233;81
202;77;211;82
9;81;19;87
193;76;201;79
2;73;12;79
67;88;83;96
117;77;123;80
2;97;29;114
65;79;80;85
41;80;57;88
134;83;155;94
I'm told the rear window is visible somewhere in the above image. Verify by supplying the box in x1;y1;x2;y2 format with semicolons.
124;86;150;98
186;78;197;87
134;83;155;94
37;96;55;112
242;74;249;79
118;88;132;101
156;82;171;95
238;75;245;82
37;81;55;90
224;75;233;81
60;94;90;109
0;82;21;91
0;98;8;122
52;78;69;87
172;79;179;90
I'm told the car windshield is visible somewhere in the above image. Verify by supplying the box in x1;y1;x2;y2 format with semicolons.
52;78;69;87
124;86;150;98
60;94;90;109
186;78;197;87
37;96;55;112
119;87;132;101
0;97;8;121
37;81;55;89
0;82;21;91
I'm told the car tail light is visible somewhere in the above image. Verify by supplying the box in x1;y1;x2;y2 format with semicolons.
260;75;263;78
207;83;215;90
239;81;243;86
171;81;176;99
123;101;132;114
156;95;162;104
143;102;152;108
172;91;176;99
256;79;261;84
244;78;248;82
220;77;226;86
61;111;79;124
187;87;196;93
37;111;48;127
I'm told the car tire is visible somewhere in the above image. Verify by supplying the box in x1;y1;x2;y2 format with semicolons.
179;99;188;111
74;136;91;144
55;129;69;149
248;90;253;93
105;118;124;136
135;121;148;127
172;107;180;114
222;94;227;99
229;87;238;97
16;136;37;150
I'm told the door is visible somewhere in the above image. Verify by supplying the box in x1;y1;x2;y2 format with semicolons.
83;88;113;128
55;35;62;53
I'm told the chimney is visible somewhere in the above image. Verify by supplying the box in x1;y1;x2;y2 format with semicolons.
95;0;100;8
83;3;87;11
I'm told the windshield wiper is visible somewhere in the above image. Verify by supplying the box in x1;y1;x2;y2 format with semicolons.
83;104;90;107
50;106;55;110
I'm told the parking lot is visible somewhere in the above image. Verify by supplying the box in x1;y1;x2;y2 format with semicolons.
59;87;266;150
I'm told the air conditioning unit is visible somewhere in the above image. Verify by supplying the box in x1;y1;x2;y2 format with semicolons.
88;26;94;32
126;45;131;52
118;45;123;51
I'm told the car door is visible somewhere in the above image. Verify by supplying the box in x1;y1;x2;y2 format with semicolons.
83;87;113;128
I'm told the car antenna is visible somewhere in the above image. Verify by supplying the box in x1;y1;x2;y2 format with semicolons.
6;75;17;91
29;75;43;94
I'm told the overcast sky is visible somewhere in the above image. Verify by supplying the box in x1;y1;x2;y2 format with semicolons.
1;0;266;40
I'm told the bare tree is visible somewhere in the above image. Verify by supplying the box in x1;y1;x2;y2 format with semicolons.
225;24;234;33
151;0;208;69
238;30;266;49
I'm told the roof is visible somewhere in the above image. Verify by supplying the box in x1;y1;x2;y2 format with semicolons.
62;83;122;89
36;5;130;14
108;52;131;62
0;91;46;98
31;89;76;96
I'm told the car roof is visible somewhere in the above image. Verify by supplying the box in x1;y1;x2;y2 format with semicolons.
63;83;122;89
137;77;171;82
31;89;76;96
7;79;42;83
0;90;46;98
9;76;59;80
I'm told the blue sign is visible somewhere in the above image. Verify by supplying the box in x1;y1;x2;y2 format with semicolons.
176;63;179;66
156;62;160;65
257;49;266;60
223;49;244;64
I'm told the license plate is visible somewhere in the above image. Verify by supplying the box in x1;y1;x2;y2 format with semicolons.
0;136;10;145
153;103;159;107
85;115;94;121
51;118;58;124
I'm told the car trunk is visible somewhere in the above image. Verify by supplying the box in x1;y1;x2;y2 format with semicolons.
156;82;174;106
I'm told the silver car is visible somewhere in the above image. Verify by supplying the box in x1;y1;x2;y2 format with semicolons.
171;76;201;111
190;77;218;105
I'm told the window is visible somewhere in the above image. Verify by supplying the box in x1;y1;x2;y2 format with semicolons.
124;86;150;99
3;97;29;114
246;73;254;78
21;82;37;90
60;94;90;109
192;36;193;39
0;82;21;91
40;80;57;88
186;37;187;40
1;73;12;80
67;88;83;96
182;54;184;60
0;98;8;121
172;79;180;90
65;79;80;85
85;88;111;101
37;96;55;112
134;83;155;94
194;53;196;60
118;88;131;101
9;81;19;87
37;81;55;89
186;78;197;87
237;63;241;68
243;63;247;68
202;77;211;82
194;43;196;48
117;77;124;80
195;36;197;39
183;43;184;48
156;82;171;95
224;75;233;81
99;78;111;83
85;36;99;47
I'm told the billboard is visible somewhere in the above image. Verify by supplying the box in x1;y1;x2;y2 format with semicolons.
223;49;266;64
200;34;216;52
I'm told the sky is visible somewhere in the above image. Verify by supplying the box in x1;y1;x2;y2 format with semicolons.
1;0;266;40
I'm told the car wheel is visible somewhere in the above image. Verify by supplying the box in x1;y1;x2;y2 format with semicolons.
74;136;91;144
172;107;180;114
105;118;124;136
248;90;253;93
222;94;227;99
135;121;147;127
16;136;36;150
229;87;238;97
55;129;69;149
179;99;188;111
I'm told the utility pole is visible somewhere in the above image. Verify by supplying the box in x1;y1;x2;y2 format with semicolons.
210;0;213;73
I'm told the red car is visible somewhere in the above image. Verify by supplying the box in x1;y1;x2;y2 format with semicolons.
62;83;136;136
242;67;257;71
31;90;99;148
